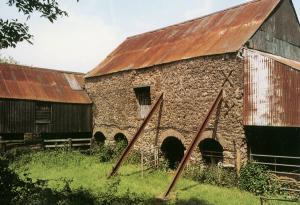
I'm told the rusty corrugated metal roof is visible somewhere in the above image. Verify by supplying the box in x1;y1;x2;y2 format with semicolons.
0;64;92;104
243;49;300;127
86;0;280;77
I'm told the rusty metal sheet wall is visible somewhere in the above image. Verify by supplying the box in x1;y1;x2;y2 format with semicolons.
244;49;300;127
87;0;280;77
0;64;92;104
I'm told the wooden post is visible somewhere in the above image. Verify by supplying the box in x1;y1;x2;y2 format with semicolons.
0;136;4;153
68;138;72;149
141;150;144;178
236;147;241;176
260;197;264;205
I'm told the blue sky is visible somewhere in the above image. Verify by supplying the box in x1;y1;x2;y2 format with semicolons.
1;0;299;73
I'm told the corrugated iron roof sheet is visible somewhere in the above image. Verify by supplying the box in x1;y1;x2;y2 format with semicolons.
243;49;300;127
0;64;92;104
86;0;280;77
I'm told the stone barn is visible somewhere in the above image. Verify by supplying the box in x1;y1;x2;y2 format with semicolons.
0;64;92;141
85;0;300;170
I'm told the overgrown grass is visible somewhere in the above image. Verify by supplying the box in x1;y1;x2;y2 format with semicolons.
10;150;298;205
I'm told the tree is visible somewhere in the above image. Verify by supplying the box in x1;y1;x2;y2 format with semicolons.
0;0;77;49
0;54;18;64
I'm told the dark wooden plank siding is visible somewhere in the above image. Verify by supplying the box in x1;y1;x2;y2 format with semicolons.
249;0;300;61
0;100;35;133
0;99;91;134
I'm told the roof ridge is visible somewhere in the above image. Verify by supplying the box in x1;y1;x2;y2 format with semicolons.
0;63;84;75
127;0;264;39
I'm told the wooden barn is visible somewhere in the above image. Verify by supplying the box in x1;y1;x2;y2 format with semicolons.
0;64;92;141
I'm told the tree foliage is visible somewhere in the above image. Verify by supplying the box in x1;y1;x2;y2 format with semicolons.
0;54;18;64
1;0;77;49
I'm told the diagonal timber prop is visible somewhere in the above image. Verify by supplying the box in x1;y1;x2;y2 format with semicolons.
108;93;163;178
163;89;223;198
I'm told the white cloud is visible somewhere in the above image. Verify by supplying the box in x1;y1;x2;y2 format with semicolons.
1;12;122;73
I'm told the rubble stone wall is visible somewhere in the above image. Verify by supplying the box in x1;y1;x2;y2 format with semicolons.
85;54;247;167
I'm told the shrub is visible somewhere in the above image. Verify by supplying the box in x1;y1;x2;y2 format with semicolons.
126;150;141;165
3;146;33;162
184;164;238;187
92;141;129;163
239;162;281;195
98;144;115;163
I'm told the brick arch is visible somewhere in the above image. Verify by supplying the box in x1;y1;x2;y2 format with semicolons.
93;129;108;141
158;129;187;147
114;132;129;144
93;131;106;143
198;130;226;149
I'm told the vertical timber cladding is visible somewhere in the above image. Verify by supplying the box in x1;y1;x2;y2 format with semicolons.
0;99;92;135
0;99;35;134
249;0;300;61
86;54;247;165
244;50;300;127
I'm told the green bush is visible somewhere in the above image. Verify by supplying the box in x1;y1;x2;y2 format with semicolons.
126;150;141;165
184;165;238;187
239;162;281;195
98;144;115;163
92;141;130;163
3;146;33;162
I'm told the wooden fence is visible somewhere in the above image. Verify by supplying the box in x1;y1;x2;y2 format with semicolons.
260;197;299;205
250;153;300;193
0;138;92;151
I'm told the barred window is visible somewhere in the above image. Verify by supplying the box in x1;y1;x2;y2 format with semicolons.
134;86;151;119
35;103;52;124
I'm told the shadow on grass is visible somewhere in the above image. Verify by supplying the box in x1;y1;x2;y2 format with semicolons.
144;197;213;205
120;167;153;177
179;182;200;191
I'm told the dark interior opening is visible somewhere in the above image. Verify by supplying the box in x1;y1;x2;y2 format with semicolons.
114;133;128;145
246;126;300;175
94;132;106;144
161;136;185;169
114;133;128;153
199;138;223;165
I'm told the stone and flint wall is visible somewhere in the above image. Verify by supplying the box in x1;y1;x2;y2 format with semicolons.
85;54;246;167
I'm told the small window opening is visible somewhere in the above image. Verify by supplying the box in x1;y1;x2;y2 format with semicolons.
199;139;223;165
36;103;52;124
134;86;151;119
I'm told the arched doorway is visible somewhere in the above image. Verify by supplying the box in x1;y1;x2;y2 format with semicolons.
161;136;185;169
199;138;223;165
114;133;128;145
114;133;128;154
94;132;106;144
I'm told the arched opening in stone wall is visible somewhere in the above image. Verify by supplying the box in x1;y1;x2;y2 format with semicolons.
94;132;106;144
114;133;128;153
199;139;223;165
161;136;185;169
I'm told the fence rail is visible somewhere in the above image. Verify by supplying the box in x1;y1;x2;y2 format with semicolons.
0;138;92;151
250;153;300;176
44;138;92;148
250;153;300;193
260;197;299;205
